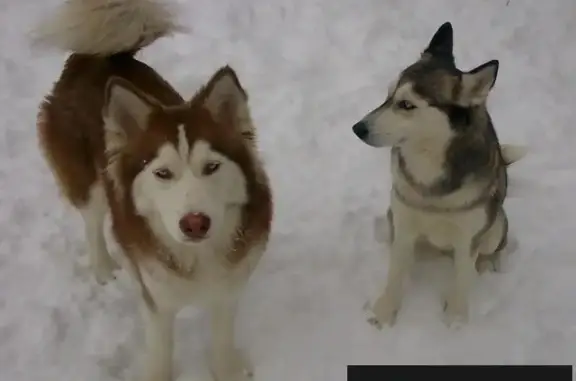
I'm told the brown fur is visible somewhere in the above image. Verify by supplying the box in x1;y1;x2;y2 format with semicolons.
38;53;183;205
38;53;272;273
34;2;272;377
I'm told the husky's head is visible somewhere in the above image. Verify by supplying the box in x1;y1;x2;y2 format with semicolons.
352;22;499;148
102;66;265;249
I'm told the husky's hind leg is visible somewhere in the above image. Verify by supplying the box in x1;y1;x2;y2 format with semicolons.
476;209;509;273
38;107;119;284
80;184;119;284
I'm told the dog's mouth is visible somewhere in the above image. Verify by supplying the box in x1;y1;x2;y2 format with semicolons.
352;122;402;148
182;234;210;243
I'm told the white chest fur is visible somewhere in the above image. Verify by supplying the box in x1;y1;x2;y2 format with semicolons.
136;245;264;311
390;192;487;250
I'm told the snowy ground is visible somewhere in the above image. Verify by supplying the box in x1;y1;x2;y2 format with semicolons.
1;0;575;380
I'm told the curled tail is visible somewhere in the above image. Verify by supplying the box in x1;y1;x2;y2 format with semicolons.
31;0;185;56
501;144;528;166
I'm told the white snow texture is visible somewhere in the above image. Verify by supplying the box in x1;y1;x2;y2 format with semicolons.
1;0;575;380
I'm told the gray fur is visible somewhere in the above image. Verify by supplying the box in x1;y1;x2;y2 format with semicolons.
356;22;510;260
355;22;526;327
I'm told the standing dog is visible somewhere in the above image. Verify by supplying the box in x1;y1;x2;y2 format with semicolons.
352;22;525;328
34;1;272;380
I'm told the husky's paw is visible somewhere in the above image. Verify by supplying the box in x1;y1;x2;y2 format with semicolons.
365;295;400;329
138;366;172;381
475;253;501;274
210;348;253;381
442;312;467;330
91;253;120;285
442;295;468;329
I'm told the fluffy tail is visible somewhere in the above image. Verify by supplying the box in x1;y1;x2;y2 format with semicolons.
31;0;185;56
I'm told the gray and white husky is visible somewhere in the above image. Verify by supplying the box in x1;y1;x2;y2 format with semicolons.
352;22;526;328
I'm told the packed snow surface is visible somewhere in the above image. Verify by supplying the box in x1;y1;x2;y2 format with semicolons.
0;0;575;380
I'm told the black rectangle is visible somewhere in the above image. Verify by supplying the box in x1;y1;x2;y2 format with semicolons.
347;365;573;380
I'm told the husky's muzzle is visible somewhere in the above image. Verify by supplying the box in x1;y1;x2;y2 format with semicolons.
352;120;384;147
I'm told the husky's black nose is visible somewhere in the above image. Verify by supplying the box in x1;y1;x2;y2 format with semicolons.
352;121;369;140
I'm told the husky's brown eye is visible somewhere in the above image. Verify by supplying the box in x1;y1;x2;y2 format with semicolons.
397;100;416;110
153;168;174;180
202;161;221;176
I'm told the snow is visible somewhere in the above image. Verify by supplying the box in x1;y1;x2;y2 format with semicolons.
1;0;575;380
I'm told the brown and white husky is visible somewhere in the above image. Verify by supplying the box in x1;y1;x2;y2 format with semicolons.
33;1;273;380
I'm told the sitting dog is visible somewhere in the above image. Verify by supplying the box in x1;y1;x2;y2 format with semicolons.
352;22;525;328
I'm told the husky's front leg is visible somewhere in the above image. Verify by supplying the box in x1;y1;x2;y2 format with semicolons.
139;302;175;381
368;232;416;328
208;297;253;381
444;239;477;327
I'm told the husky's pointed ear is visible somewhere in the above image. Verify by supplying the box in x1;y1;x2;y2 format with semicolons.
103;77;160;144
423;22;453;58
458;60;499;106
102;77;162;192
200;66;254;141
